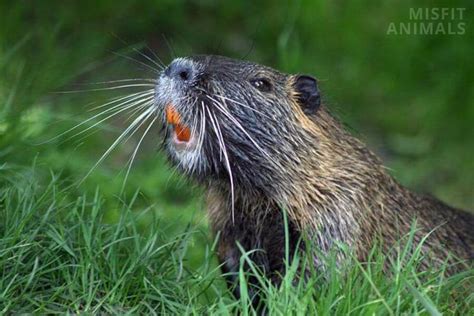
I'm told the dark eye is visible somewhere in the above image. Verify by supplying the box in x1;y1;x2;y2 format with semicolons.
250;78;272;92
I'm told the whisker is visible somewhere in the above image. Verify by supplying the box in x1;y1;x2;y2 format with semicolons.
109;33;166;70
38;91;154;145
80;106;155;184
162;34;177;58
112;51;161;74
188;99;200;171
158;124;169;151
145;45;167;69
203;89;299;140
197;102;207;173
123;102;153;123
216;94;302;142
207;95;274;163
60;95;154;143
88;90;154;112
130;46;165;71
121;101;155;144
55;84;155;94
206;105;235;224
214;94;274;121
78;78;157;86
121;115;157;193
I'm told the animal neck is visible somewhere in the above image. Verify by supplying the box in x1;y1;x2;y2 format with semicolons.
273;109;387;210
208;107;400;244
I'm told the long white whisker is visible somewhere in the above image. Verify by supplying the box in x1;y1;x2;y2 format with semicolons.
208;95;273;162
145;45;167;68
38;91;154;145
188;99;200;171
206;106;235;224
56;84;155;94
64;100;152;145
88;90;154;112
121;115;157;193
112;51;161;74
66;95;154;142
198;102;207;173
80;107;155;183
130;47;164;71
121;101;155;144
215;94;274;121
123;101;153;123
80;78;157;86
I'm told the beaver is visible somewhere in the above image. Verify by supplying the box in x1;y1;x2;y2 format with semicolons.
154;55;473;301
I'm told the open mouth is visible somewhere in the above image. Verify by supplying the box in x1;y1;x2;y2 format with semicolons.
165;104;195;148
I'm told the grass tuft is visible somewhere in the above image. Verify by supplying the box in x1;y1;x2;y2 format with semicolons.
0;175;472;314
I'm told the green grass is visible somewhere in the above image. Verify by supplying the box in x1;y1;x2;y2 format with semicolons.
1;1;473;314
0;176;472;314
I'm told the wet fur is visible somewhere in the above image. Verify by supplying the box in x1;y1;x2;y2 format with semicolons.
154;55;474;302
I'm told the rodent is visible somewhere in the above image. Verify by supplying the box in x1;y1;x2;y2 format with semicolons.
154;55;473;302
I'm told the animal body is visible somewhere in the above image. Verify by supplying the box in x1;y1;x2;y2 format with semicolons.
153;55;473;304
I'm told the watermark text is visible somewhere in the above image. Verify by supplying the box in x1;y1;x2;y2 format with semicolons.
387;8;466;35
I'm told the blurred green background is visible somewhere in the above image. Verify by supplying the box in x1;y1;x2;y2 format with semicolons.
1;0;473;267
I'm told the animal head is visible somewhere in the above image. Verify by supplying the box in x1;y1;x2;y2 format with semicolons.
155;55;322;194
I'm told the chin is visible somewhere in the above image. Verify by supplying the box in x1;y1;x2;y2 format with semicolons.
166;131;209;177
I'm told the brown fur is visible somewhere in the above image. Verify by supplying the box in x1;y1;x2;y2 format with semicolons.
211;104;473;271
156;55;473;303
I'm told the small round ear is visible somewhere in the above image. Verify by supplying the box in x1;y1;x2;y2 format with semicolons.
293;75;321;114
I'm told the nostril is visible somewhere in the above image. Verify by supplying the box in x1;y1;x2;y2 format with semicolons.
164;60;195;83
179;70;189;81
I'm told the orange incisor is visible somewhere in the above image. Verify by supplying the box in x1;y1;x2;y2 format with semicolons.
166;104;191;142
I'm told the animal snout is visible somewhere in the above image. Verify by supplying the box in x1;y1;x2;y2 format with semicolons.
164;58;196;83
